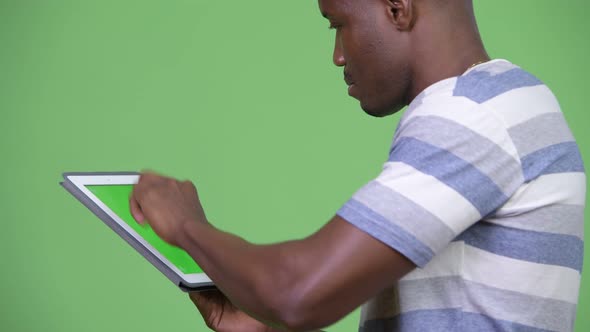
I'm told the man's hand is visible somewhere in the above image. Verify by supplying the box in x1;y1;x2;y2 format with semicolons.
190;290;276;332
129;170;207;246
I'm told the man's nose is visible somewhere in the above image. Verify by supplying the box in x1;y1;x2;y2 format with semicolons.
333;37;345;67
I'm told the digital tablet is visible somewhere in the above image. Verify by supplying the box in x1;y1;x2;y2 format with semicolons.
60;172;215;292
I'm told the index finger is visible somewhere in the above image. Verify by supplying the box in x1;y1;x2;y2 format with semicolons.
138;169;160;183
129;183;145;224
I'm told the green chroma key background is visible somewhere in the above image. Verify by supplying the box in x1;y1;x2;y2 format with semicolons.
1;1;588;331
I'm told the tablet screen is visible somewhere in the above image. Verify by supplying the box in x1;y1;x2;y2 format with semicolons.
86;184;203;275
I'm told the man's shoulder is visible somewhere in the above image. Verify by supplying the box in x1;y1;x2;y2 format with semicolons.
398;58;583;185
400;59;564;144
453;59;546;104
408;59;555;112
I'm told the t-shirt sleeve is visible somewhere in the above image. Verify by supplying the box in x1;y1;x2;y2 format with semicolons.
336;103;524;267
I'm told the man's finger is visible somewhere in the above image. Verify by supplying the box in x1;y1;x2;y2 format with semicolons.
189;291;214;318
133;170;159;202
181;180;198;197
136;170;159;188
139;168;158;175
129;191;145;223
140;169;169;182
189;291;201;305
189;289;223;309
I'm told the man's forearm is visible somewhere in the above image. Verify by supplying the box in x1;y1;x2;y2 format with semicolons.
176;216;401;331
178;220;313;330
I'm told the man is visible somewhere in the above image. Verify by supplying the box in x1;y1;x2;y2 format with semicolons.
130;0;585;331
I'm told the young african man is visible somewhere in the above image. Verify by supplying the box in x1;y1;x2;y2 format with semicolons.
130;0;586;331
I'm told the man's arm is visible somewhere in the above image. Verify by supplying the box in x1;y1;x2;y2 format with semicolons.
129;172;415;331
178;214;415;331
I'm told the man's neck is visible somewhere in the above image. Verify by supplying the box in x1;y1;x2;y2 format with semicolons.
406;6;489;103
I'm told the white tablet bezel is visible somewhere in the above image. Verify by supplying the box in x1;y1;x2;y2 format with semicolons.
66;174;211;285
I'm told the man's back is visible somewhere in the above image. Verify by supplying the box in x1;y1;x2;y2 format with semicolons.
336;59;585;331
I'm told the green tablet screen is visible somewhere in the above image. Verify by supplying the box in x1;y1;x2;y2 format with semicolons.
86;184;203;274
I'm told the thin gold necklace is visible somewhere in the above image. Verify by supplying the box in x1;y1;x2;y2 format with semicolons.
466;59;489;71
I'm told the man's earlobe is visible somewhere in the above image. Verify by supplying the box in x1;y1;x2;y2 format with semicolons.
386;0;415;31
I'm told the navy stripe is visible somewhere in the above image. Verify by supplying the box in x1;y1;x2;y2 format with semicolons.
360;309;551;332
456;222;583;272
397;115;522;193
522;141;584;182
337;199;434;267
389;137;507;217
395;277;577;331
453;67;543;103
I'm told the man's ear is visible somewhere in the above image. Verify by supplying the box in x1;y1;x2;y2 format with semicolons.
384;0;415;31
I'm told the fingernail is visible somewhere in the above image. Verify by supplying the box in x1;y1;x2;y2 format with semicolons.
134;212;144;223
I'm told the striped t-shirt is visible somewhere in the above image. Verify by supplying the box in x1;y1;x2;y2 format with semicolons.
337;59;586;332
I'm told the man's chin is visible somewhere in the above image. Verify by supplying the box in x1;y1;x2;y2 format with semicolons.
360;100;399;118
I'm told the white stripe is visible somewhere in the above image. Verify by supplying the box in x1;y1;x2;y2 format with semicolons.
401;242;464;281
484;84;561;128
471;59;517;76
496;172;586;216
416;77;457;102
402;242;581;304
403;98;520;161
375;162;481;234
462;245;581;304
